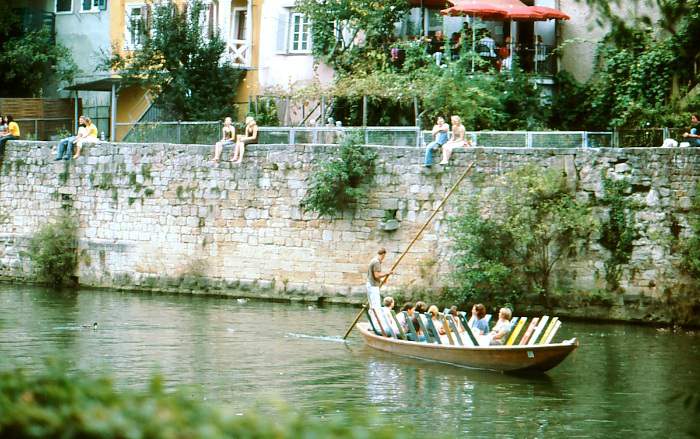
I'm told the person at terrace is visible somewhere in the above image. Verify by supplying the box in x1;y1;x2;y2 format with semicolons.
498;36;513;71
231;116;258;163
212;116;235;163
488;307;513;345
470;303;489;335
477;31;496;58
429;30;446;66
0;115;20;155
683;114;700;147
424;116;449;167
439;115;471;165
72;116;98;159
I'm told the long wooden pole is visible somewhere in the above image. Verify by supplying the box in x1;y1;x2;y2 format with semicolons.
342;161;475;339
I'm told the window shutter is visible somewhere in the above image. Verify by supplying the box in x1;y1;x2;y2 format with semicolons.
82;0;92;11
98;0;107;11
275;11;289;53
145;4;152;37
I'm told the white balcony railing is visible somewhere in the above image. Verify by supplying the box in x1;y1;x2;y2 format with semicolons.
225;39;251;67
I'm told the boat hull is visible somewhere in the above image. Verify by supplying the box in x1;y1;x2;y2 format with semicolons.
357;323;578;373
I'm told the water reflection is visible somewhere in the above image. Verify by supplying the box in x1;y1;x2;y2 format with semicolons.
0;285;697;437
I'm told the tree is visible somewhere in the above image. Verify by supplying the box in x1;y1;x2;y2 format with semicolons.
296;0;410;74
104;0;244;120
447;165;592;306
0;5;76;97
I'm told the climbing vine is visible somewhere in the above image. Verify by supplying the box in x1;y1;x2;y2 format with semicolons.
599;178;638;291
680;183;700;279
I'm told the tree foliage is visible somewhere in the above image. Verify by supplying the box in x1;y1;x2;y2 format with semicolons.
553;0;700;129
0;363;401;438
0;4;76;97
296;0;410;74
301;134;377;218
104;0;244;120
680;183;700;279
599;178;638;290
447;165;592;306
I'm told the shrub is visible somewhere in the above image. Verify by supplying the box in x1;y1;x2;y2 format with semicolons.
0;363;402;438
26;212;78;287
301;134;377;218
447;165;592;306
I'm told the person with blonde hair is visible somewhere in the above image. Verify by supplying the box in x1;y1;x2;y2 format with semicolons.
427;305;445;337
212;116;235;163
489;307;512;345
72;116;99;159
439;115;472;165
231;116;258;163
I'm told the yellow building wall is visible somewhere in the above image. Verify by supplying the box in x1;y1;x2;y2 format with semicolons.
109;0;259;135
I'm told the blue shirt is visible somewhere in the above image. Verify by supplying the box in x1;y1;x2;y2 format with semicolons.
690;127;700;146
471;318;489;335
435;130;449;145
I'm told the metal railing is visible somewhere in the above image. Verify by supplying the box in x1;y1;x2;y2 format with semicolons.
114;121;694;149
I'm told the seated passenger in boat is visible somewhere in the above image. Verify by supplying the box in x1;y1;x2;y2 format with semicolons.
415;301;428;314
411;316;426;342
489;307;513;345
396;302;415;333
428;305;446;336
381;296;399;337
448;306;465;332
470;303;490;335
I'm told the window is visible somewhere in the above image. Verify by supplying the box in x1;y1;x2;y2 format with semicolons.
81;0;106;13
125;4;148;49
289;12;311;53
56;0;72;13
231;9;247;41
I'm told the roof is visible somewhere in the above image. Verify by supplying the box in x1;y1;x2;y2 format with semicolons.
62;75;123;92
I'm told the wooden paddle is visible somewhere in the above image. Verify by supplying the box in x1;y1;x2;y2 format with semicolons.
342;161;475;339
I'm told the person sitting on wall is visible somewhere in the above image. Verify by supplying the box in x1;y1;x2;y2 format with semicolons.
424;116;450;167
55;116;87;161
682;114;700;147
0;115;20;155
488;307;512;345
0;115;7;135
439;115;472;165
231;116;258;164
212;116;236;163
72;116;99;159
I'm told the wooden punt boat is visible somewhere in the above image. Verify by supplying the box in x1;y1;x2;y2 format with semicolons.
357;322;578;373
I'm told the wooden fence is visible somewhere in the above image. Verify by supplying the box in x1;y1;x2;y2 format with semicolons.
0;98;81;140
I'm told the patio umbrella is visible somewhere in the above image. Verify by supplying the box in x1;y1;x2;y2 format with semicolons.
440;2;509;71
529;5;570;20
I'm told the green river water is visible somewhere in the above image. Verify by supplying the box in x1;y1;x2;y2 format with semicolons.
0;285;697;438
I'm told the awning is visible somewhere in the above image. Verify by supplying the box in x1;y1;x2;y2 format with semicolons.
443;0;569;21
62;75;122;92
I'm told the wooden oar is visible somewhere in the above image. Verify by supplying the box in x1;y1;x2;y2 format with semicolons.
342;161;475;340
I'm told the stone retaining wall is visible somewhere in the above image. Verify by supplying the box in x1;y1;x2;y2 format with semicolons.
0;141;698;324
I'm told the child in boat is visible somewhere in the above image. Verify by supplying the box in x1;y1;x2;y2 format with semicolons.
470;303;490;335
448;306;465;332
489;307;513;345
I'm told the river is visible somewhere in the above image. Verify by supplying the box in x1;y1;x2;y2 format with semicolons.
0;285;697;437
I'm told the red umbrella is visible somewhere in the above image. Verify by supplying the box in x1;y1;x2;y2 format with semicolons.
529;5;570;20
503;5;546;21
440;2;508;19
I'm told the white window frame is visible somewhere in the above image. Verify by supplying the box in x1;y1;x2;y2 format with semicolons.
80;0;100;13
55;0;73;14
288;12;312;54
125;3;147;50
230;7;247;42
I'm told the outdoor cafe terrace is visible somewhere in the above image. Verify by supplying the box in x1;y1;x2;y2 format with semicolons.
392;0;570;76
